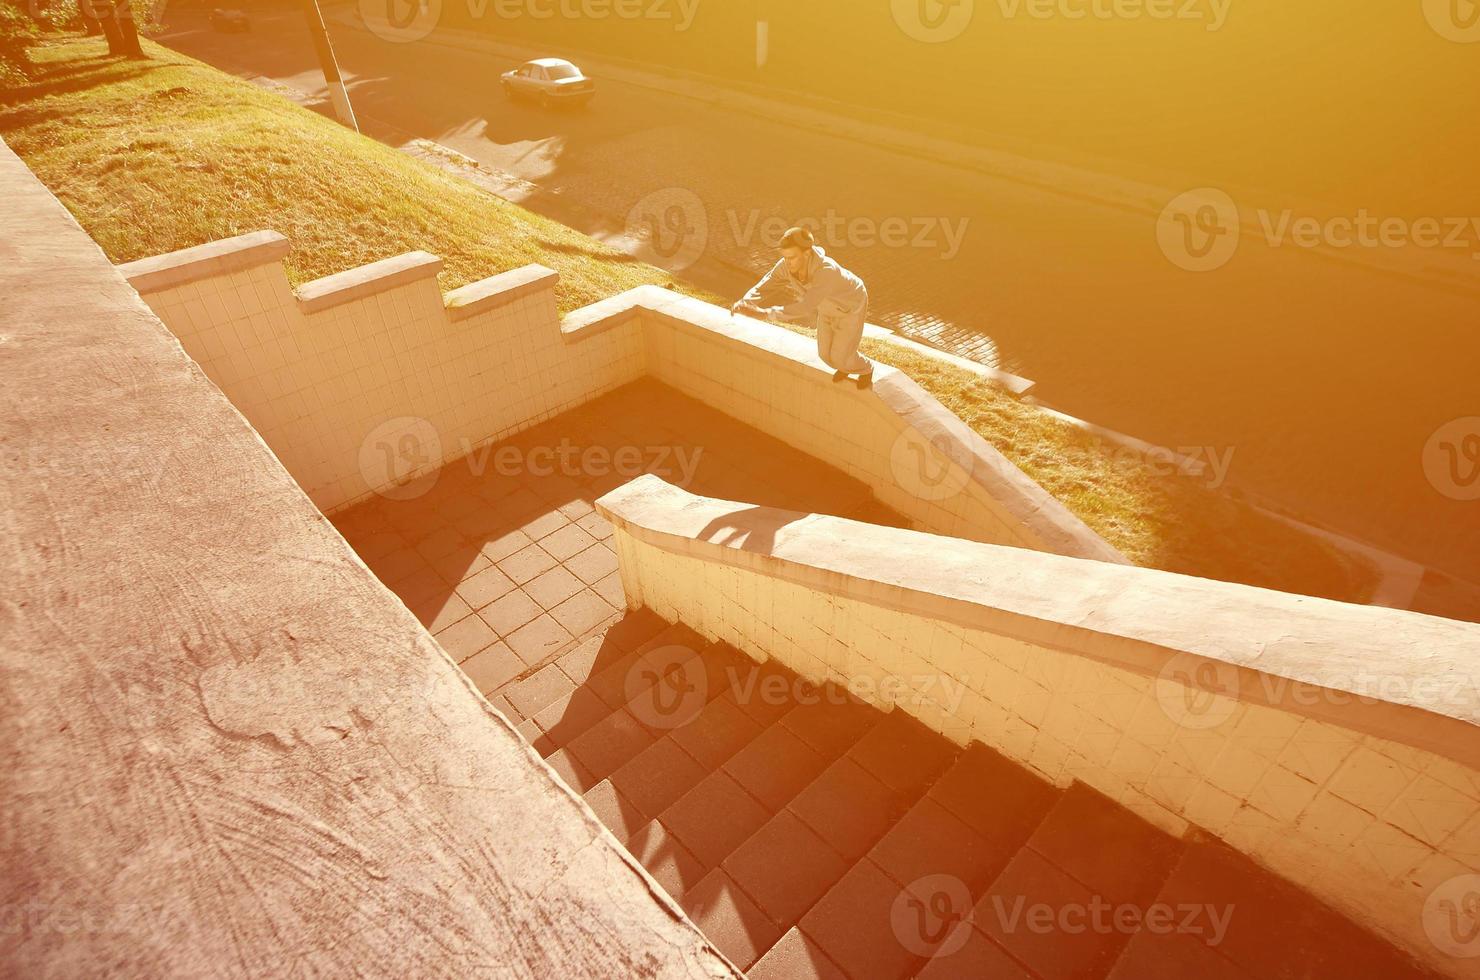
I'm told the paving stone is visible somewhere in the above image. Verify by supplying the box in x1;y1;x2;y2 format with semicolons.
748;927;849;980
557;633;632;687
599;606;668;653
680;869;784;971
524;565;585;610
539;522;598;561
799;858;922;980
976;847;1126;979
506;664;575;718
454;564;516;610
592;570;625;607
565;541;618;584
723;723;828;812
458;642;523;696
610;736;709;821
661;770;771;870
428;543;490;585
722;810;848;929
505;613;573;666
519;508;569;542
790;758;907;863
477;588;543;637
434;613;498;663
548;588;617;637
846;710;960;797
496;543;557;585
566;706;656;781
412;525;465;562
476;528;532;564
1027;783;1182;905
409;591;473;634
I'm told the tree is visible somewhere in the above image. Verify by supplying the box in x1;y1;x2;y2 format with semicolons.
89;0;143;58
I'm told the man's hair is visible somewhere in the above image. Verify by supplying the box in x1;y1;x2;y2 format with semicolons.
779;226;816;251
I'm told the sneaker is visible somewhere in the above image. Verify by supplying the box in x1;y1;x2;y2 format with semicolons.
831;370;849;383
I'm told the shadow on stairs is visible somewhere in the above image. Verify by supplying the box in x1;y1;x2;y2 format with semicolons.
489;607;1442;980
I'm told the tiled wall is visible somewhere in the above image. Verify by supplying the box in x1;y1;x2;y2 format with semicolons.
604;490;1479;975
133;257;643;512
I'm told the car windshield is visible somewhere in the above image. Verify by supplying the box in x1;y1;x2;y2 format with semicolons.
544;64;580;80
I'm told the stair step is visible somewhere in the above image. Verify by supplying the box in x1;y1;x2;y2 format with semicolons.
719;809;848;932
659;769;773;871
1024;782;1184;908
975;845;1128;978
748;927;849;980
1139;839;1444;979
842;709;961;798
679;868;784;972
798;857;943;980
789;757;913;865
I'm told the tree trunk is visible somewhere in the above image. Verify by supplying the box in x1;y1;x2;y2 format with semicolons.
93;0;144;57
112;0;145;58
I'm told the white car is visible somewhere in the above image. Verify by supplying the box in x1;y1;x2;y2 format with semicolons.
500;58;595;109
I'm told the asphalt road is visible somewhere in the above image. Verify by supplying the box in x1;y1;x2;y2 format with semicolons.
156;6;1480;583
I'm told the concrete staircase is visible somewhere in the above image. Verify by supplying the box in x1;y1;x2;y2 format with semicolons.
491;609;1441;979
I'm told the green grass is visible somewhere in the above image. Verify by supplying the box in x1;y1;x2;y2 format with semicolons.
1;36;1378;603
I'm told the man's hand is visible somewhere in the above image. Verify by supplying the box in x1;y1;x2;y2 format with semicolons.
732;301;773;319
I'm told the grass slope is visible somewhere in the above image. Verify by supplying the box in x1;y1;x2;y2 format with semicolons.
0;36;1377;603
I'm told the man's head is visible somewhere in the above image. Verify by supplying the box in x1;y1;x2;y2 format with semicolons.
779;226;816;278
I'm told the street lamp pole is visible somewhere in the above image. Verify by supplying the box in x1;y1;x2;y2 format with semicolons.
302;0;359;132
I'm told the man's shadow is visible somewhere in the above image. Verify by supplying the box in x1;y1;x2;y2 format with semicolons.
697;505;804;556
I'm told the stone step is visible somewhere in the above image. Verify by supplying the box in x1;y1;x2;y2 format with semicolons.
1105;837;1444;980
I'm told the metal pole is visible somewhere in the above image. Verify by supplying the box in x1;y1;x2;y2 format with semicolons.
302;0;359;132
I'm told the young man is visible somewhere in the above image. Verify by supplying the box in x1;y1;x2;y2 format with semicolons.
731;227;874;389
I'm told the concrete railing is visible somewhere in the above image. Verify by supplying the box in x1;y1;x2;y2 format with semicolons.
564;286;1125;562
120;234;643;513
597;474;1480;976
123;235;1123;562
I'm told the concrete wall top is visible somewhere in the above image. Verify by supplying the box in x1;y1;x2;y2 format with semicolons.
0;141;733;977
599;475;1480;768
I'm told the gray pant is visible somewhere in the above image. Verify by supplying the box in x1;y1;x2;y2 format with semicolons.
817;295;871;375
